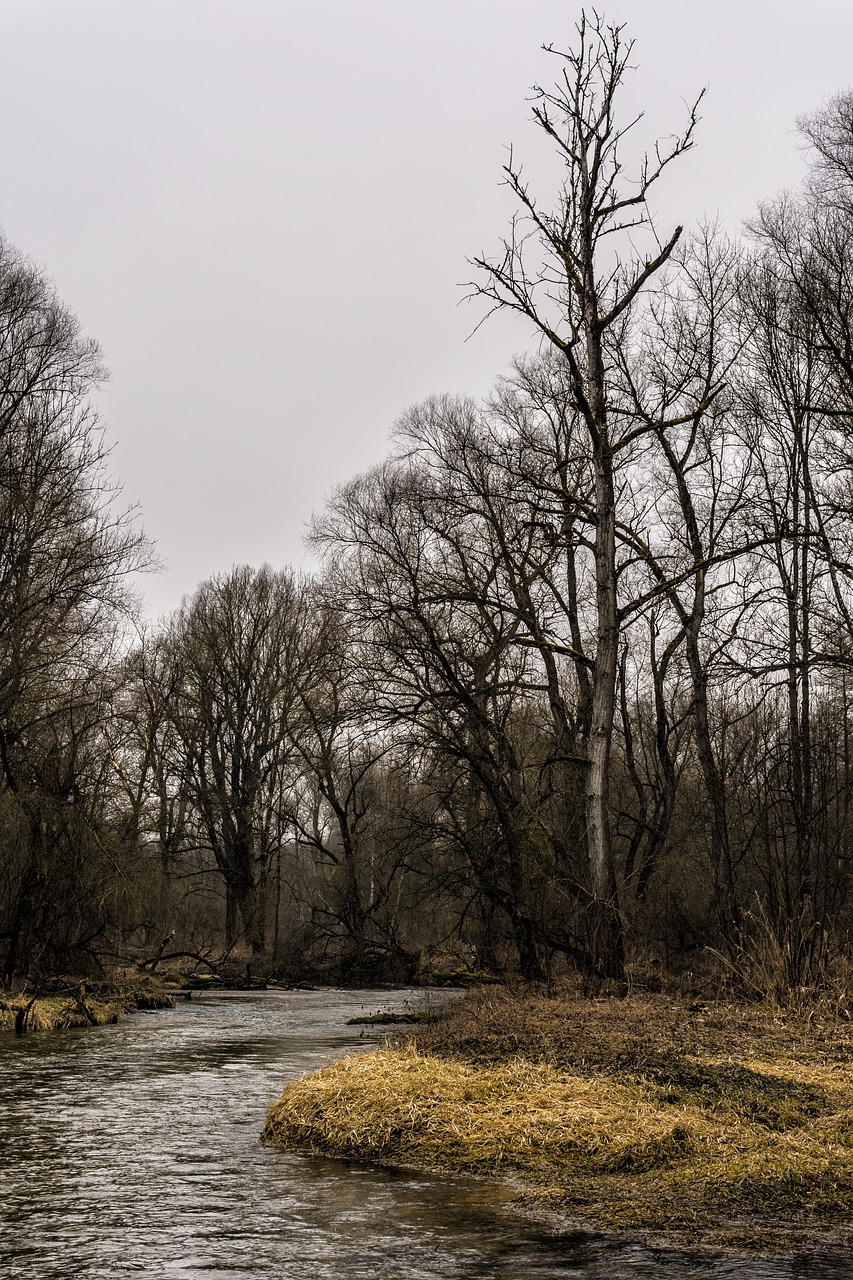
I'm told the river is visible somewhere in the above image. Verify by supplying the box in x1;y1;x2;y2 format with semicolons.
0;987;849;1279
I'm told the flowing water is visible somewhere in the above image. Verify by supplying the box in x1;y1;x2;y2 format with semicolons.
0;987;849;1279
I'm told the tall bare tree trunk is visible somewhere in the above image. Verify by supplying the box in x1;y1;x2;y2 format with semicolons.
585;439;623;978
471;14;700;984
683;616;740;943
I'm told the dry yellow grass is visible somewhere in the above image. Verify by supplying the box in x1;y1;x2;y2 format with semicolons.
261;990;853;1250
262;1045;716;1171
0;995;127;1031
0;983;175;1032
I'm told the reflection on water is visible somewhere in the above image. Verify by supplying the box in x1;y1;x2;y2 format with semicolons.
0;988;849;1279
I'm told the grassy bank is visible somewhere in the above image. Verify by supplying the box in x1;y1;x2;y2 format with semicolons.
0;982;175;1033
261;989;853;1251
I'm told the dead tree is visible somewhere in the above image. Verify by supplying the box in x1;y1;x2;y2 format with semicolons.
470;12;702;980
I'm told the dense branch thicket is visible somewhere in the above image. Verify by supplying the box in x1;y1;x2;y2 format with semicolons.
4;15;853;994
0;236;149;980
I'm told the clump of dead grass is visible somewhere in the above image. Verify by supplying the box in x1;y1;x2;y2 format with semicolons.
261;988;853;1250
262;1046;712;1175
0;983;175;1033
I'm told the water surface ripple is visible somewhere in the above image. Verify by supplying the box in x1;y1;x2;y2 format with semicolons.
0;988;848;1278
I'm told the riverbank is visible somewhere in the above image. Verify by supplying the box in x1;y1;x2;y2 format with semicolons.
261;987;853;1252
0;980;175;1033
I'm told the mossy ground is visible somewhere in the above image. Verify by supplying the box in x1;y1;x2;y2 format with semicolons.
261;989;853;1251
0;981;175;1032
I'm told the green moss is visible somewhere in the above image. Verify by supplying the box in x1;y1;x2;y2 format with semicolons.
347;1011;435;1025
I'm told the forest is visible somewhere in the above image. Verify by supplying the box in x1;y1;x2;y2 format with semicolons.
3;17;853;999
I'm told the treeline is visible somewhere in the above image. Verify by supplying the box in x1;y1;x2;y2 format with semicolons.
3;16;853;991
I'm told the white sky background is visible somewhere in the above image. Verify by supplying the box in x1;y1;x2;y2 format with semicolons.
0;0;852;620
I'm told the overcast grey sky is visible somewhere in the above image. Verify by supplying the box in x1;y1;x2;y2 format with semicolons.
1;0;852;619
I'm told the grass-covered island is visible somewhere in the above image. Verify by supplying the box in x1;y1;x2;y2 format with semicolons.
261;988;853;1252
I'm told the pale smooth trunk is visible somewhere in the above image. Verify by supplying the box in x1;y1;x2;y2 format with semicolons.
585;446;624;980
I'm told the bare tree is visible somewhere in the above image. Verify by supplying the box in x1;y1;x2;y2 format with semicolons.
752;93;853;412
282;590;417;978
470;13;702;979
160;566;308;959
315;457;554;980
0;234;149;980
396;379;602;968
